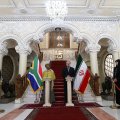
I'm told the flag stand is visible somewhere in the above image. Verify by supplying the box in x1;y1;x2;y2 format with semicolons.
0;109;5;113
110;82;117;109
34;92;39;103
76;91;84;102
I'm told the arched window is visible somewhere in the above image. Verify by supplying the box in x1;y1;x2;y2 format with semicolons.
104;54;114;77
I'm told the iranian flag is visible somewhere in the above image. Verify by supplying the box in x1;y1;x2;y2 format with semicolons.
27;56;43;93
74;54;90;94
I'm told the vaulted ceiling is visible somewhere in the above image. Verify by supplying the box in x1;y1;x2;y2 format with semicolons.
0;0;120;16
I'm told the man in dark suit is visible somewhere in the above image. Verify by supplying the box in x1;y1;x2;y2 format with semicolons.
113;59;120;105
62;60;75;103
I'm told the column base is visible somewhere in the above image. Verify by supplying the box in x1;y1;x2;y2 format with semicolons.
95;96;102;102
66;102;74;107
110;104;118;109
15;98;23;104
43;103;51;107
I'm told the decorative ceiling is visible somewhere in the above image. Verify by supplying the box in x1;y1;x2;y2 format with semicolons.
0;0;120;16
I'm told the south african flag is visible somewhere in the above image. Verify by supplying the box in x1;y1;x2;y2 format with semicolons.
27;56;43;93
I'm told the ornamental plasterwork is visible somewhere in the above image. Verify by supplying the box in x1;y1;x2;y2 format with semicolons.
42;49;76;61
75;23;117;44
15;42;32;54
0;19;118;46
73;21;117;38
33;33;44;42
107;40;119;53
64;16;119;22
63;49;75;60
0;16;119;22
0;21;46;39
36;22;82;43
85;44;101;53
0;42;8;55
42;50;54;61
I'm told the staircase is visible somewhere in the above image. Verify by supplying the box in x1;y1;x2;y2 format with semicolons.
50;60;77;106
53;78;65;106
51;60;65;106
53;78;77;106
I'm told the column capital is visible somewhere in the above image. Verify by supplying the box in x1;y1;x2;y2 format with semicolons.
33;33;44;42
85;44;101;53
73;33;83;42
15;43;32;55
107;45;119;53
0;42;8;55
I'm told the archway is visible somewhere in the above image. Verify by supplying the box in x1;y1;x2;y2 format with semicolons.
98;37;114;95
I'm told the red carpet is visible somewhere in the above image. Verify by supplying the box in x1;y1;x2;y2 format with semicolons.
20;102;102;109
50;61;77;106
33;107;94;120
50;60;66;79
25;106;98;120
50;61;66;105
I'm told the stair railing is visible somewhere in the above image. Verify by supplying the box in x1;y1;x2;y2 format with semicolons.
15;73;28;99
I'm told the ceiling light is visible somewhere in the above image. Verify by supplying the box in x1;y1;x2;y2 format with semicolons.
46;0;68;20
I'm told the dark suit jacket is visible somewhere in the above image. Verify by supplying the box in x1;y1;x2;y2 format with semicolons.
62;67;75;79
113;66;120;85
113;65;120;105
62;66;75;102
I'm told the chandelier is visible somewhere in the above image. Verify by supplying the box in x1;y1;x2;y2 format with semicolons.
46;0;68;20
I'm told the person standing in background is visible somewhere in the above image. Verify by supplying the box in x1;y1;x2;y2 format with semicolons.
0;70;5;113
62;60;75;103
113;59;120;105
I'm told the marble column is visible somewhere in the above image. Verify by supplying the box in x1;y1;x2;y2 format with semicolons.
90;51;99;74
43;78;51;107
0;43;8;71
86;44;101;75
15;44;31;103
0;54;3;72
15;44;31;76
66;76;74;106
0;43;8;98
85;44;102;102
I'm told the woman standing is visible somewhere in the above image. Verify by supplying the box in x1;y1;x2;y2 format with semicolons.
42;63;56;103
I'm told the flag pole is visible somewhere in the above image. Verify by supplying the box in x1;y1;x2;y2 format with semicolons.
110;81;117;109
34;92;38;103
37;43;43;63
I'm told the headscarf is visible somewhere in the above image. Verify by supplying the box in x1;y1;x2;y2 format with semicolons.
115;59;120;69
45;63;50;70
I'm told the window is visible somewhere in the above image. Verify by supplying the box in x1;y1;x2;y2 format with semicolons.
104;54;114;77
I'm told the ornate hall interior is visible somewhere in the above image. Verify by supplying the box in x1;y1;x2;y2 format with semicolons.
0;0;120;120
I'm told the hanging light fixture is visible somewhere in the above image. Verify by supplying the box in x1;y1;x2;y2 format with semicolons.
46;0;68;20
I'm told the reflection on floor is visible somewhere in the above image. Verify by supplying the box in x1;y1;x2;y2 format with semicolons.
0;99;120;120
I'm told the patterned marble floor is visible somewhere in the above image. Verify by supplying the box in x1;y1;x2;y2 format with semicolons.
0;99;120;120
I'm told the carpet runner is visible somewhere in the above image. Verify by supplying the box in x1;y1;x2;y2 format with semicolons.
25;106;98;120
50;60;77;106
20;102;102;109
50;61;66;106
50;60;66;79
